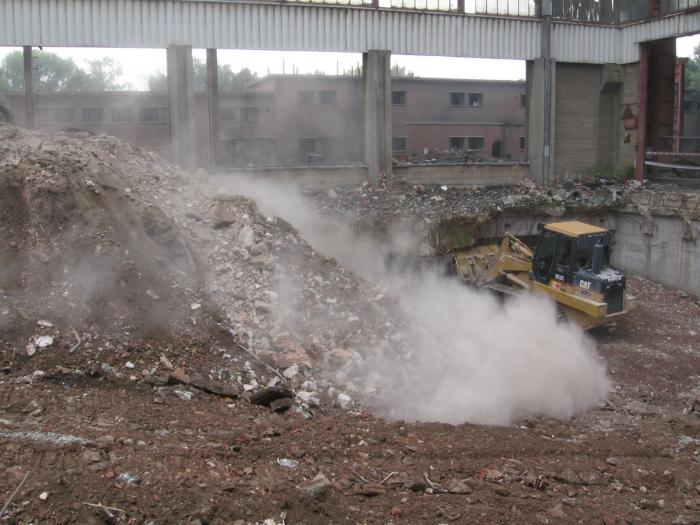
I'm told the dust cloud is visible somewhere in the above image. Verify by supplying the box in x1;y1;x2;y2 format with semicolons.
219;175;611;426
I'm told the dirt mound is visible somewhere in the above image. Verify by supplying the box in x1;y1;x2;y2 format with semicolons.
0;124;404;390
0;125;208;343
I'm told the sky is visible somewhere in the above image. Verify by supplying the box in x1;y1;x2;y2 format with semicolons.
0;34;698;90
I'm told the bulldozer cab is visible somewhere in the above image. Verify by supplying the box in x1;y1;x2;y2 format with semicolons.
532;221;611;285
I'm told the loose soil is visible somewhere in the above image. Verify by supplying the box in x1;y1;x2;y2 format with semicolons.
0;125;698;524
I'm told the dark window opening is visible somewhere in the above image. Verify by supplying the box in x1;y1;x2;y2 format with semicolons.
392;91;407;105
467;137;484;150
50;108;74;124
521;92;527;107
449;92;466;106
319;90;336;105
111;107;133;122
298;90;315;105
139;107;168;123
449;136;466;150
299;138;318;154
451;137;484;150
392;137;407;151
241;107;258;123
82;108;103;123
220;107;237;121
468;93;483;106
492;140;502;158
520;136;527;150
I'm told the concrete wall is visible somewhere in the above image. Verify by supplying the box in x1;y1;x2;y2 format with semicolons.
618;63;639;174
554;63;603;179
394;162;529;186
610;192;700;296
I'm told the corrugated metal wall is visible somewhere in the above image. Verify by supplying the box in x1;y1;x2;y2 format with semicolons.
0;0;697;63
0;0;539;58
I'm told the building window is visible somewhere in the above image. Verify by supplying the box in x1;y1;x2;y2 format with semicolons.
220;138;237;152
111;107;133;122
319;90;336;105
450;92;483;107
220;107;237;121
520;136;527;150
449;137;465;149
467;93;483;106
392;91;407;105
298;90;315;105
139;107;168;123
467;137;484;150
82;108;103;123
50;108;75;124
492;140;503;158
35;109;50;123
241;107;258;123
684;100;694;112
449;92;466;106
392;137;407;151
449;136;484;151
299;138;318;154
521;92;527;107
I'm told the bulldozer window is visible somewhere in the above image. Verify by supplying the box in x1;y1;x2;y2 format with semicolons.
535;231;558;282
556;237;573;279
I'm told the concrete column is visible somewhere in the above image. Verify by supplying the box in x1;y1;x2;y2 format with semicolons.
23;46;34;129
528;0;555;186
635;44;649;181
527;58;556;185
167;45;196;169
206;48;220;166
363;50;392;186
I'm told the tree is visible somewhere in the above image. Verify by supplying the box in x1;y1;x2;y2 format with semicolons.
146;59;258;93
0;50;125;92
686;44;700;92
81;58;125;91
391;64;415;78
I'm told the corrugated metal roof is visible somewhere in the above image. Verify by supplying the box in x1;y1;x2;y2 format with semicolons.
0;0;697;64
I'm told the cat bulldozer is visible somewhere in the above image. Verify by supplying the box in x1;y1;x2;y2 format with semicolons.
454;221;633;329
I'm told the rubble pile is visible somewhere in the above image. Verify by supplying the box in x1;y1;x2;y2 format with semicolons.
308;178;640;224
0;124;407;412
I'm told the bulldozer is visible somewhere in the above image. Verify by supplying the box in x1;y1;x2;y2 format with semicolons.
454;220;633;329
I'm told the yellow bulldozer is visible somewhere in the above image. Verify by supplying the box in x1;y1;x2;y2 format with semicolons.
454;220;634;329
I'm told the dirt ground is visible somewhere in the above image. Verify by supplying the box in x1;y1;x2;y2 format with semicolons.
0;275;698;525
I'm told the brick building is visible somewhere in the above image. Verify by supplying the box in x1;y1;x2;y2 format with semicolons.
5;75;530;167
390;77;527;161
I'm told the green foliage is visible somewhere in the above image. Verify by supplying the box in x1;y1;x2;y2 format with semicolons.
0;50;125;93
338;63;415;78
621;166;635;179
390;64;415;78
146;59;258;93
341;64;362;76
685;44;700;91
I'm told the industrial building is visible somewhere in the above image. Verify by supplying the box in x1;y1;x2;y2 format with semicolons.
5;76;528;167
